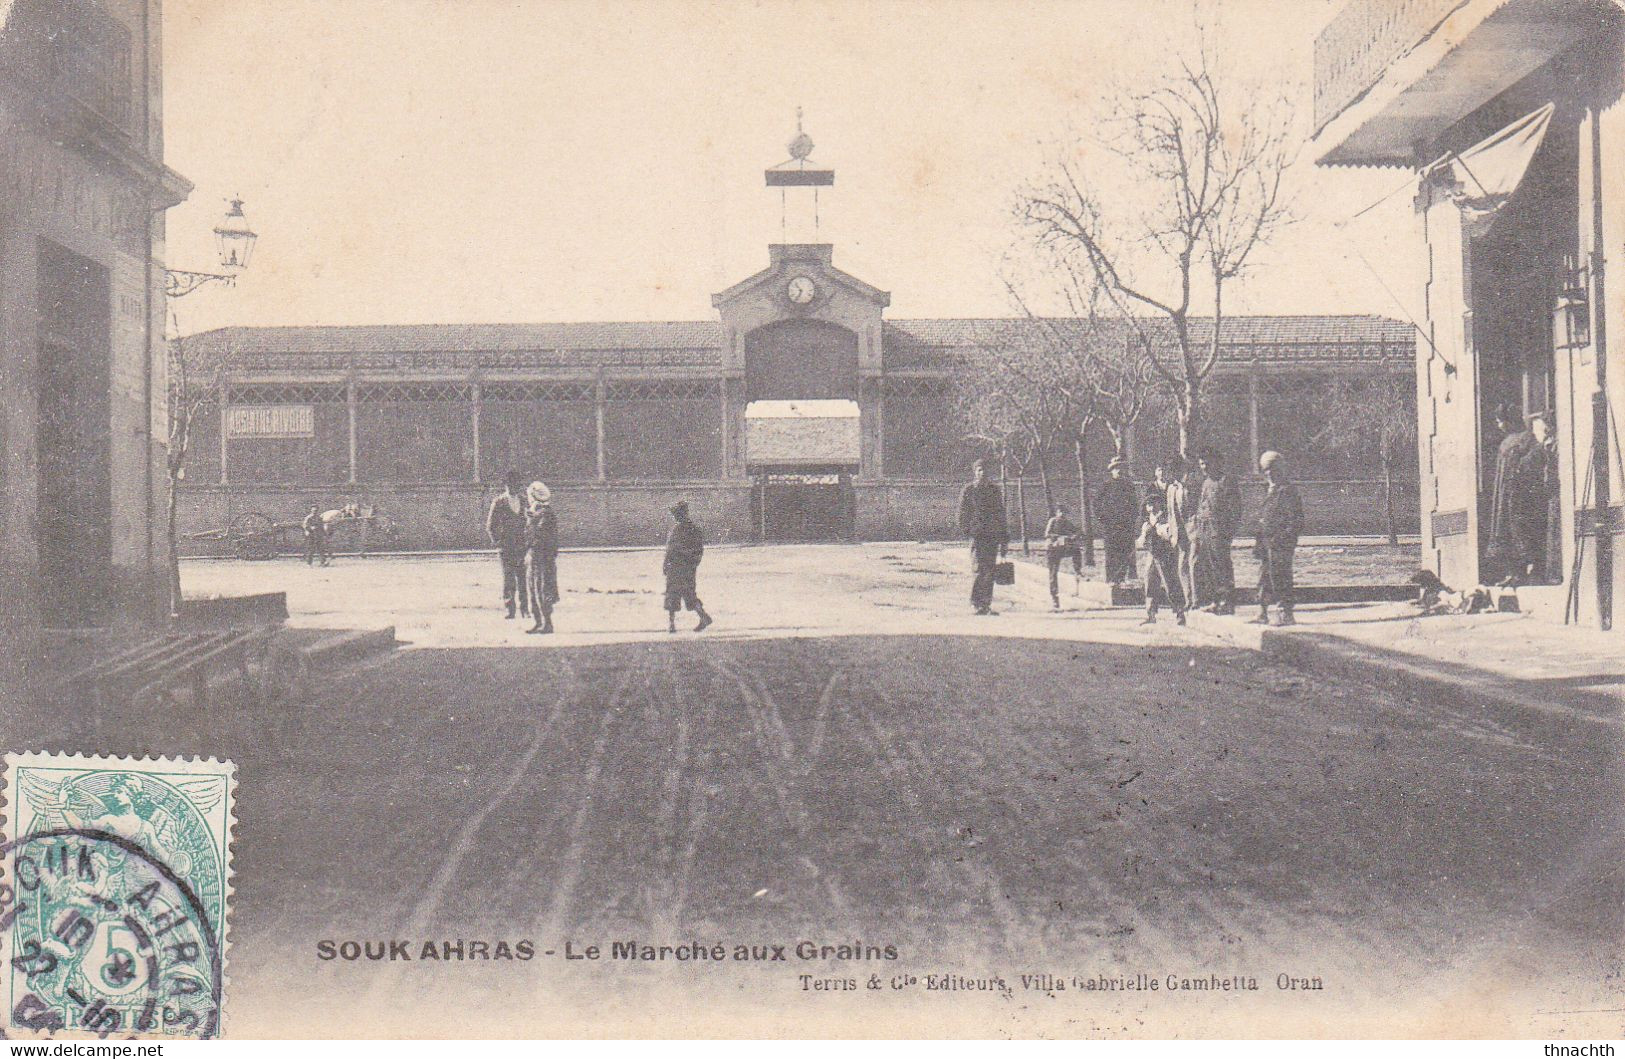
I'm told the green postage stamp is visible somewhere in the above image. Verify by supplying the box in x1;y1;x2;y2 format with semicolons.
2;752;235;1039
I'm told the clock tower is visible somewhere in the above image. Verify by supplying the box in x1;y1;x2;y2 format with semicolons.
710;115;891;538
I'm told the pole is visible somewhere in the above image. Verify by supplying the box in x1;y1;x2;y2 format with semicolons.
1589;106;1612;630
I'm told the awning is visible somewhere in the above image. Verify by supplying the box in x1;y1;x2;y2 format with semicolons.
744;400;860;466
744;399;859;420
1434;103;1555;237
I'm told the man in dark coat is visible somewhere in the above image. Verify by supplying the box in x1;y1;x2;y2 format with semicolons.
1487;406;1547;584
302;505;330;567
486;470;531;619
1094;456;1140;585
663;500;712;633
1253;450;1304;627
1191;449;1242;613
525;481;559;635
958;458;1009;615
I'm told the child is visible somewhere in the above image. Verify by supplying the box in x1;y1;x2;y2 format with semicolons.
1137;493;1186;626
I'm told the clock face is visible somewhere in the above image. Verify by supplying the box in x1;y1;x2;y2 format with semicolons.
786;276;817;304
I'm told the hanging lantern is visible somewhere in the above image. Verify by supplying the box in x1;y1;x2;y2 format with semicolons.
1555;252;1590;350
213;198;258;273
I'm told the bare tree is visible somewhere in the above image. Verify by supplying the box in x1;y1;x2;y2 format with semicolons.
1018;47;1293;459
1004;268;1157;561
1308;373;1418;545
953;326;1076;554
165;331;237;614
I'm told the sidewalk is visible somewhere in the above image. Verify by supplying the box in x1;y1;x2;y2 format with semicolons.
1187;601;1625;730
1004;545;1625;730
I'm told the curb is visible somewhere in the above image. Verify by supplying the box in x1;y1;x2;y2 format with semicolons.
174;591;290;628
298;626;398;669
1185;611;1623;731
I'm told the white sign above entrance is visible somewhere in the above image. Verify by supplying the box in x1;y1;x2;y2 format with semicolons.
227;404;315;439
744;399;860;465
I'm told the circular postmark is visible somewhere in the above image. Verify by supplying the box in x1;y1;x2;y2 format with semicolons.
2;827;223;1039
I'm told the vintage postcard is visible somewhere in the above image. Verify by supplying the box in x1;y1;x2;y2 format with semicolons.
0;0;1622;1042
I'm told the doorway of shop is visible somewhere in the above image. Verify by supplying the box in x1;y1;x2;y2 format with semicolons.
752;466;856;541
37;240;113;627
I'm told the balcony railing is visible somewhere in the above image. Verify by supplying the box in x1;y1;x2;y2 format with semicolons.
48;0;134;135
0;0;135;136
1314;0;1468;134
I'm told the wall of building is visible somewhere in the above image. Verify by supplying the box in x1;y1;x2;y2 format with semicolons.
178;472;1420;557
0;0;177;628
1560;84;1625;628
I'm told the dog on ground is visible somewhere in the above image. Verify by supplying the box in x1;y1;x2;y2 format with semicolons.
1408;569;1502;614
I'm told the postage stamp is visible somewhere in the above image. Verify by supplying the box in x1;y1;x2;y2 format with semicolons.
1;753;236;1039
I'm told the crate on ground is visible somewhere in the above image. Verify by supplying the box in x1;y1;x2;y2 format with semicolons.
66;627;278;708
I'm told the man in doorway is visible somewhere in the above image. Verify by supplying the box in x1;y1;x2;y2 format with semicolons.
302;505;329;567
1043;504;1083;609
1094;456;1140;586
1531;411;1562;584
1192;448;1242;613
663;500;713;633
958;458;1009;615
1488;405;1548;585
525;481;559;635
486;470;531;619
1253;450;1303;627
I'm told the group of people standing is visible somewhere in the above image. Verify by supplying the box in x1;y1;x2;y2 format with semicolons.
1487;405;1561;586
964;448;1304;627
484;471;714;635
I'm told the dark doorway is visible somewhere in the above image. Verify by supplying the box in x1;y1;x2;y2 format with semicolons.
37;240;113;627
753;466;855;541
1469;114;1577;586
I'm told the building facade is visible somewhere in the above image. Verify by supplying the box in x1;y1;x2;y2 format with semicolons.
177;242;1417;550
0;0;190;628
1312;0;1624;629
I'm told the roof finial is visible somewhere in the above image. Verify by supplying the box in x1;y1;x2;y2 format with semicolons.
788;107;814;163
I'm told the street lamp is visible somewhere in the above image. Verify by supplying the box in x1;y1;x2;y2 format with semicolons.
165;198;258;298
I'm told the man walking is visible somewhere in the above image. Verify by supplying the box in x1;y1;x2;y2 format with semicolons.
1191;448;1241;613
1094;456;1140;586
663;500;713;633
486;470;531;619
1253;450;1303;627
1043;505;1083;609
1137;493;1187;626
958;458;1009;615
525;481;559;635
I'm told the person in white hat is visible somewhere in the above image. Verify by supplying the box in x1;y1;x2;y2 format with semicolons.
1253;450;1302;626
525;481;559;634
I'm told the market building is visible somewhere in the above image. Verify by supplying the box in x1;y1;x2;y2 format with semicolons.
0;0;191;628
177;290;1417;550
1311;0;1624;629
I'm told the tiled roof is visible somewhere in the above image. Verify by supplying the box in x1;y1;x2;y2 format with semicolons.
186;314;1414;368
185;321;726;355
883;314;1415;347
